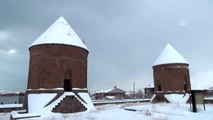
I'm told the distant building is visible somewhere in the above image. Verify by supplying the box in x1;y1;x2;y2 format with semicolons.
0;92;25;112
18;92;25;104
144;86;154;98
125;92;135;99
0;92;25;105
204;87;213;104
0;92;19;105
94;86;126;100
205;87;213;97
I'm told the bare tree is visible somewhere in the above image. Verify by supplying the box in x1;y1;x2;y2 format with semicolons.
136;89;144;98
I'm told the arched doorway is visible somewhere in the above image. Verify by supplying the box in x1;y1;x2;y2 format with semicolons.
158;84;162;91
64;69;72;91
64;79;71;91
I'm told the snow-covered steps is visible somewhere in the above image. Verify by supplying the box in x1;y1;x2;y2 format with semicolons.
38;92;95;114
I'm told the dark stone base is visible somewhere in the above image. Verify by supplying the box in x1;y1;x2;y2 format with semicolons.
151;92;169;103
52;96;87;113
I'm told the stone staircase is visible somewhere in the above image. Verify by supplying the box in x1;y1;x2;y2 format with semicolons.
52;96;87;113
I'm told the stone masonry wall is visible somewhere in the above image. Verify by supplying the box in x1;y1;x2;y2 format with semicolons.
27;44;88;89
153;63;191;92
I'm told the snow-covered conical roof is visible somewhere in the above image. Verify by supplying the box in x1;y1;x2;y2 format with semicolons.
29;16;88;50
153;44;188;66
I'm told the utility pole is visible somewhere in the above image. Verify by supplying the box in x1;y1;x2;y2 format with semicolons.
133;82;136;99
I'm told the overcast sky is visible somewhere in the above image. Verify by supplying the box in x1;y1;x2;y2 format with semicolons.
0;0;213;92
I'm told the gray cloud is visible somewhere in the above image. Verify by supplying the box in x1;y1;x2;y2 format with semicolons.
0;0;212;92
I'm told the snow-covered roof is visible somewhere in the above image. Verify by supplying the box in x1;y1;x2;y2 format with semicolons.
29;16;88;50
95;87;126;94
153;44;188;66
0;91;24;96
95;89;113;94
144;85;154;89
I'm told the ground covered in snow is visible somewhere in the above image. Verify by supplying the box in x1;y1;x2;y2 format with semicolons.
0;104;22;108
1;103;213;120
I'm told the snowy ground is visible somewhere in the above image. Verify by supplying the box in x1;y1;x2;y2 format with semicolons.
1;103;213;120
0;104;22;108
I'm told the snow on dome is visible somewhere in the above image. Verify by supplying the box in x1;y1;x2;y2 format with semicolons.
29;16;88;50
153;44;188;66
